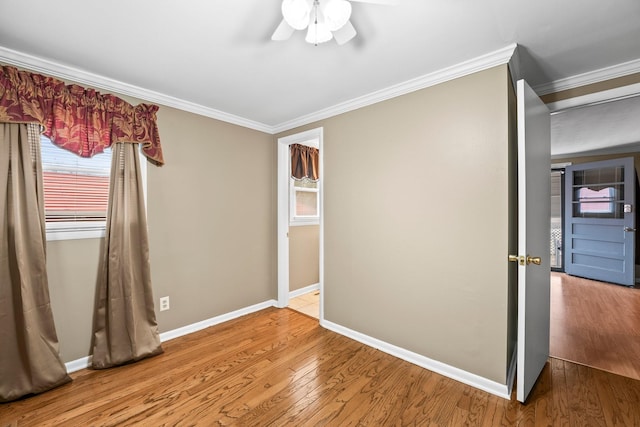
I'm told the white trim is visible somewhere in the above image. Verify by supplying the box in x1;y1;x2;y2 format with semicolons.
271;44;518;133
5;43;640;135
289;282;320;299
64;298;510;400
158;299;277;342
320;319;511;399
277;128;324;310
277;140;291;309
63;299;277;373
47;227;106;241
1;44;515;135
65;356;92;373
534;57;640;96
547;82;640;113
0;46;271;134
289;219;320;226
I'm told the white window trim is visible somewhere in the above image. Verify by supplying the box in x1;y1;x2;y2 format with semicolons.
45;145;148;241
289;179;319;226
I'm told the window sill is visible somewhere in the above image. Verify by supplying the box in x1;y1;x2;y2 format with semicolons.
46;223;106;241
289;219;319;227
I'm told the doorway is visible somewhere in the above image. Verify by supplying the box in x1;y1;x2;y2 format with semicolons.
276;128;323;321
549;157;637;286
548;148;640;379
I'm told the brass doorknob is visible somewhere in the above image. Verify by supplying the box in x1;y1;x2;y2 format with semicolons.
508;255;524;265
526;256;542;265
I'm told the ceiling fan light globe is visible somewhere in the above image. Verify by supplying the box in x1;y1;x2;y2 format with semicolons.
282;0;311;30
322;0;352;31
305;21;333;44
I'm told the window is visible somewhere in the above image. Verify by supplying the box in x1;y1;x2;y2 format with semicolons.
41;136;112;240
290;177;319;225
571;165;624;219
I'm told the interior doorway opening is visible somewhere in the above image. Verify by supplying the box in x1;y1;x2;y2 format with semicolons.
276;128;323;321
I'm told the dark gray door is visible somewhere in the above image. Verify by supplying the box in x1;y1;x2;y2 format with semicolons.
564;157;636;286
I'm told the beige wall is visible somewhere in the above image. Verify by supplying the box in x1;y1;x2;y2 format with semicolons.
41;62;515;386
289;225;320;291
278;65;513;384
47;103;277;362
148;106;276;329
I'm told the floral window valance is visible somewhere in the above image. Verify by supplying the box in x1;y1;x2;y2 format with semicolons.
0;64;164;165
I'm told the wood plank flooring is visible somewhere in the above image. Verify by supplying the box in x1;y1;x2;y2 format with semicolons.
2;307;640;426
550;272;640;380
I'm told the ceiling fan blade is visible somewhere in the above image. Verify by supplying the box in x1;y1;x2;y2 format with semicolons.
348;0;398;5
271;19;296;41
332;20;357;45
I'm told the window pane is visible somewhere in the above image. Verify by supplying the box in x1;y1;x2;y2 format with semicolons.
295;190;318;216
41;136;111;223
571;166;625;219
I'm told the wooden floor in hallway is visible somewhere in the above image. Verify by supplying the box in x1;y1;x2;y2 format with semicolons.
550;272;640;381
2;307;640;426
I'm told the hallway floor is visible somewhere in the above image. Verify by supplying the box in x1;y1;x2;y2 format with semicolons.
288;291;319;319
550;272;640;380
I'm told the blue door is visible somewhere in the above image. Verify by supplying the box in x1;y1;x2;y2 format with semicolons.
564;157;636;286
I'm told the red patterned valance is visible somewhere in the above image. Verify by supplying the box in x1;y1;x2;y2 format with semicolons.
0;64;164;165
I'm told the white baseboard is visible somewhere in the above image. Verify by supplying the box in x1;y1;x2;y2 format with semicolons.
65;299;512;400
64;299;278;374
65;356;92;373
320;319;512;400
289;283;319;299
158;299;277;342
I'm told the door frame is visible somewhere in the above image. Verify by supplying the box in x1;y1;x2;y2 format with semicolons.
550;166;567;272
276;127;324;317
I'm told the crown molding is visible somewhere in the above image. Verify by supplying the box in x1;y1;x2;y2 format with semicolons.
272;43;518;133
533;57;640;96
9;42;637;136
547;82;640;113
0;45;273;133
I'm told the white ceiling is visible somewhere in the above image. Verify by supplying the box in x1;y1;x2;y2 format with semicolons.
551;87;640;158
1;0;640;135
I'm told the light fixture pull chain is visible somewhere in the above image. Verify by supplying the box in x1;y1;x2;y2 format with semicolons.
313;0;319;46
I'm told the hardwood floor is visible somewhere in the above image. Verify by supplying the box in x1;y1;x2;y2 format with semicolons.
550;272;640;380
2;307;640;426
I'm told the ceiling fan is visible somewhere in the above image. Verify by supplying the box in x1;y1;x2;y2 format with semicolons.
271;0;397;46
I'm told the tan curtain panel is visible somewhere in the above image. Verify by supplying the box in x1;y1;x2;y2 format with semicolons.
0;123;71;402
0;64;164;166
91;142;163;368
290;143;319;181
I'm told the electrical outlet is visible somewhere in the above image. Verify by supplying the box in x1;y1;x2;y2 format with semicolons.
159;296;170;311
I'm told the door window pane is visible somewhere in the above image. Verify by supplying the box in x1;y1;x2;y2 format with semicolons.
572;166;624;219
